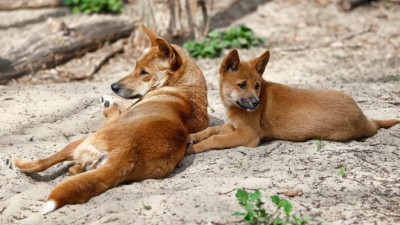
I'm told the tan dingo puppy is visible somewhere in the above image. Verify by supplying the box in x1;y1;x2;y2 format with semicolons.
187;49;399;154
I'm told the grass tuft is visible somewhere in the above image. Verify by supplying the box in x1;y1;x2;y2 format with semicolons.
183;24;263;58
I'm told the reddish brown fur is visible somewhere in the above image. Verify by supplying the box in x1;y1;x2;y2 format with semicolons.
11;25;208;213
187;49;399;154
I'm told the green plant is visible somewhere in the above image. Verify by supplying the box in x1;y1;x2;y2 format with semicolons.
209;107;215;113
64;0;123;14
312;139;325;150
338;167;346;178
234;189;312;225
143;204;152;210
183;24;263;58
234;160;244;168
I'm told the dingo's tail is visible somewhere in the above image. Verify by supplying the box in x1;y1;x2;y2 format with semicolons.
373;119;400;129
42;161;131;214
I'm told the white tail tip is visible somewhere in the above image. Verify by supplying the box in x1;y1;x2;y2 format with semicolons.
42;200;57;215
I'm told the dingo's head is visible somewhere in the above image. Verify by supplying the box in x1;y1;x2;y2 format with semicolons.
219;49;270;112
111;24;182;99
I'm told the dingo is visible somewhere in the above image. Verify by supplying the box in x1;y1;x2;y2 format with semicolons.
10;25;209;214
187;49;399;154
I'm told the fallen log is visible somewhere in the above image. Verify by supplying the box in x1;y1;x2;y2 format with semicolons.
338;0;374;11
0;8;69;29
56;39;126;81
0;18;136;83
0;0;63;11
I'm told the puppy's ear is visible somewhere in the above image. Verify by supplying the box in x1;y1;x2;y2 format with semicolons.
251;50;270;76
141;24;158;46
156;37;182;70
220;49;240;74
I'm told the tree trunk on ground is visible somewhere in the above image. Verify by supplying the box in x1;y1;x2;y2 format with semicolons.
0;0;63;11
338;0;373;11
0;18;135;83
131;0;213;47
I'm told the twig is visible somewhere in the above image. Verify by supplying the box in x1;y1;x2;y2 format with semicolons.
263;142;283;157
211;220;243;225
339;26;372;40
389;133;400;138
219;187;260;195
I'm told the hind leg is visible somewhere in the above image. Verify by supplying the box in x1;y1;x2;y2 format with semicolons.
68;164;84;175
10;138;85;173
328;118;379;141
359;119;380;138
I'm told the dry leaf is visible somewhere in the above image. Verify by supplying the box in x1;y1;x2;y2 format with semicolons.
282;189;303;197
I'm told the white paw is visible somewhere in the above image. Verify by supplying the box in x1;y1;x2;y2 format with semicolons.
5;158;16;170
100;95;114;108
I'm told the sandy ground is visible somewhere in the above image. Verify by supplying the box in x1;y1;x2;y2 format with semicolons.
1;0;400;224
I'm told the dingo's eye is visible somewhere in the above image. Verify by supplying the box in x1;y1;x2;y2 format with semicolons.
255;82;260;90
140;69;149;75
237;81;247;89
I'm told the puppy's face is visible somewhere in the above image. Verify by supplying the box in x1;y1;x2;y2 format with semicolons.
111;25;182;99
219;49;270;112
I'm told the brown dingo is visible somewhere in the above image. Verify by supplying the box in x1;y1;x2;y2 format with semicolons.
186;49;399;154
10;25;209;214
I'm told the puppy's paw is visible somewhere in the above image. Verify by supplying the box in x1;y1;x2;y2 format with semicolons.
185;146;195;155
186;134;199;147
100;95;114;108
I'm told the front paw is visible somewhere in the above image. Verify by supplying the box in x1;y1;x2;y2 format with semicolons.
185;146;195;155
186;134;199;147
100;95;114;108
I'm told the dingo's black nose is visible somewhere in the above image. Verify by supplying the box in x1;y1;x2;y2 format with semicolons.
251;98;260;108
111;83;120;92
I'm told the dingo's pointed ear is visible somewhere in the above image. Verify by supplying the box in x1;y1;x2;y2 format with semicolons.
252;50;270;76
141;24;158;46
221;49;240;74
156;37;182;70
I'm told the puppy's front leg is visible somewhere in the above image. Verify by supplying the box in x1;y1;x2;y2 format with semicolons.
187;123;235;145
186;128;259;155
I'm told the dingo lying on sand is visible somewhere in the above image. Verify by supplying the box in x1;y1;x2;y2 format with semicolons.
187;49;399;154
10;25;209;214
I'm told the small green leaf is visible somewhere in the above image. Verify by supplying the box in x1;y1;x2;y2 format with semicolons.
71;6;81;14
233;211;245;217
244;212;254;222
283;200;292;216
236;189;249;205
338;167;346;178
249;190;261;201
271;195;281;206
143;204;151;210
239;24;252;32
244;203;254;211
208;29;221;39
272;216;284;224
64;0;73;5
